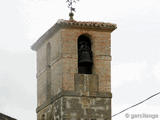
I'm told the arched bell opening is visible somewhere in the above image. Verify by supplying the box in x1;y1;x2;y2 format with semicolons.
78;35;93;74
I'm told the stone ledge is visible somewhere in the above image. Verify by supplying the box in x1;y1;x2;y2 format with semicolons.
36;90;112;113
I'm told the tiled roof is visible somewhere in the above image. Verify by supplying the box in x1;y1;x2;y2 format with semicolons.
31;19;117;51
56;19;117;30
0;113;16;120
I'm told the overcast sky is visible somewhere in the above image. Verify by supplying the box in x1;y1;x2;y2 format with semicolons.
0;0;160;120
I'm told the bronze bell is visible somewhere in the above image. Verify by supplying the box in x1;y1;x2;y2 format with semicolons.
78;51;92;74
78;50;93;65
78;40;93;74
78;40;93;65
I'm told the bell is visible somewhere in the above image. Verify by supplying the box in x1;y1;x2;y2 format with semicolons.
78;38;93;74
78;51;93;65
78;51;92;74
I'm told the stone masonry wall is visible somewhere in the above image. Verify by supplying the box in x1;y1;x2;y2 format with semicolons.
36;27;112;120
37;96;111;120
37;74;112;120
37;30;62;106
37;28;111;107
62;96;111;120
61;28;111;93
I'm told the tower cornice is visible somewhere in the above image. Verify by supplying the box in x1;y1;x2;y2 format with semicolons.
31;19;117;51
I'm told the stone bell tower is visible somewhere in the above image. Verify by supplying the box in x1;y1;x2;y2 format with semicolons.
31;18;116;120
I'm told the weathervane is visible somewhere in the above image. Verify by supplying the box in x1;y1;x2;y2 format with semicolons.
66;0;79;20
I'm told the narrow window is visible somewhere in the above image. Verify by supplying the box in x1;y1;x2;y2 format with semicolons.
78;35;93;74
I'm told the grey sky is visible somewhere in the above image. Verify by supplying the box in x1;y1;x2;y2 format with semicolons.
0;0;160;120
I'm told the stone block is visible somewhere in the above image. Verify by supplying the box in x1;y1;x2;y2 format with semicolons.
74;74;98;96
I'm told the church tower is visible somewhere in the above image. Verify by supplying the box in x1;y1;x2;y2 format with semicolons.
32;18;116;120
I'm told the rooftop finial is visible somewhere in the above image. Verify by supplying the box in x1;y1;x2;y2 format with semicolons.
66;0;79;20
